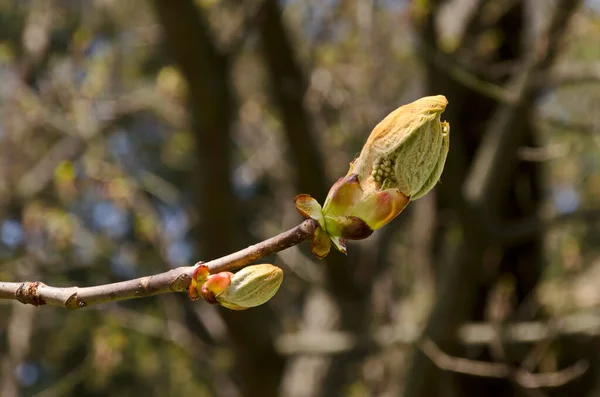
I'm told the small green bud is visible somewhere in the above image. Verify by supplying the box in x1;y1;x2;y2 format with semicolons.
214;264;283;310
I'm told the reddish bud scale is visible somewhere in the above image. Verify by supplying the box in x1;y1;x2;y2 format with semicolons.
188;262;209;301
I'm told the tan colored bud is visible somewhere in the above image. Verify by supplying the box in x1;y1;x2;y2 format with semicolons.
216;264;283;310
294;95;449;259
350;95;450;199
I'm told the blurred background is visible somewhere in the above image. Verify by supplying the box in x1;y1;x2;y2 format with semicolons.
1;0;600;396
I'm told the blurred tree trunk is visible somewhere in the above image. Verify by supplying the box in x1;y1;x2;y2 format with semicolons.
257;1;392;395
405;1;582;396
256;0;328;200
152;2;284;396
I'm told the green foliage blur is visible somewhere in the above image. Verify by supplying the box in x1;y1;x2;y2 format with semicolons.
1;1;600;396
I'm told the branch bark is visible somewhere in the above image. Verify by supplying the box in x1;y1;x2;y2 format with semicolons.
0;219;318;309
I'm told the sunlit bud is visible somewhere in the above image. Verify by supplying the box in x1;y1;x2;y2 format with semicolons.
213;264;283;310
201;272;233;304
348;187;409;230
350;95;450;199
294;95;449;258
188;262;210;301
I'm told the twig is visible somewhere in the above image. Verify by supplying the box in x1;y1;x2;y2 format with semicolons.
421;338;588;389
0;219;318;309
421;338;509;378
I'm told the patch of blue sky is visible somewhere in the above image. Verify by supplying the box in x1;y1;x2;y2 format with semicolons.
1;219;23;248
93;201;130;238
553;185;580;214
167;239;193;267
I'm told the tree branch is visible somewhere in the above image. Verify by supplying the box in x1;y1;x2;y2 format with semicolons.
541;115;600;134
276;310;600;355
545;62;600;88
0;219;318;309
16;85;183;199
421;338;588;389
498;208;600;245
463;0;582;213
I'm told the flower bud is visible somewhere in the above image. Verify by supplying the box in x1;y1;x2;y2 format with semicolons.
294;95;449;258
350;95;449;199
213;264;283;310
188;262;210;301
201;272;233;304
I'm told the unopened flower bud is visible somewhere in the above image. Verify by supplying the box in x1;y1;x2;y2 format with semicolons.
294;95;449;258
188;262;210;301
351;95;449;199
201;272;233;304
213;264;283;310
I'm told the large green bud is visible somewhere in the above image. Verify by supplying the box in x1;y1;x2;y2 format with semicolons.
295;95;450;258
351;95;450;199
188;264;284;310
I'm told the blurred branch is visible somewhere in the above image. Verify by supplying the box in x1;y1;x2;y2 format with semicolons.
416;0;448;46
225;0;265;56
498;209;600;245
0;303;36;397
421;338;512;378
421;45;516;103
95;306;208;357
463;0;582;213
277;310;600;352
541;115;600;134
407;3;583;395
457;0;518;54
17;86;184;198
421;338;588;388
517;143;568;162
29;356;92;397
18;136;83;198
545;62;600;88
0;219;317;309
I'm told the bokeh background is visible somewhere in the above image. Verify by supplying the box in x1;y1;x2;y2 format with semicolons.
1;0;600;396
